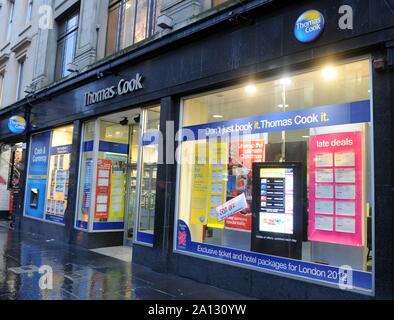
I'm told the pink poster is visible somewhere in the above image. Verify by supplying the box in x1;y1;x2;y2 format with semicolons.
226;140;265;231
308;132;363;246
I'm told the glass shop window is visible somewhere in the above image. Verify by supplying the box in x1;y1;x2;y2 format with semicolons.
24;125;74;225
76;121;95;230
175;59;374;294
135;106;160;244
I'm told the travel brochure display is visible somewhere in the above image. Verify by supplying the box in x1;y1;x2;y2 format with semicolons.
45;145;72;224
108;159;127;220
95;159;112;219
308;131;364;246
207;142;228;229
190;142;228;228
251;163;304;259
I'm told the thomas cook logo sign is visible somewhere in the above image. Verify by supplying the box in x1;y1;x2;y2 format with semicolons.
294;10;325;43
84;73;144;107
8;116;27;134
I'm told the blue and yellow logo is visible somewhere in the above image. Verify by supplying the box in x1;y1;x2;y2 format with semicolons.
8;116;27;134
294;10;325;43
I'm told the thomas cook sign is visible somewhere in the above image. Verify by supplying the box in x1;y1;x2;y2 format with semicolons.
294;10;325;43
84;73;144;107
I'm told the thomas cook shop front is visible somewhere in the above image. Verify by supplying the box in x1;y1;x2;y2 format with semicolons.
2;1;393;299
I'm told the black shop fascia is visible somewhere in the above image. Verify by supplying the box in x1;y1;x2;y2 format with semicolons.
84;73;144;107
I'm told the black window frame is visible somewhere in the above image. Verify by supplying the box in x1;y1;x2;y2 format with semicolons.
105;0;159;56
55;8;80;80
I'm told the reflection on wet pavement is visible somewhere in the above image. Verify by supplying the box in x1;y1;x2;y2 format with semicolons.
0;225;252;300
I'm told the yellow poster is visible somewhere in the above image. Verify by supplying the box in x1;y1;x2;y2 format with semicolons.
190;141;209;225
108;170;126;220
207;142;228;229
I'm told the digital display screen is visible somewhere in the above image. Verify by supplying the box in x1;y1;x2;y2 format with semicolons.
259;168;294;234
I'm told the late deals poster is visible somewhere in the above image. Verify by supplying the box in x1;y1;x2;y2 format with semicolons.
308;131;364;246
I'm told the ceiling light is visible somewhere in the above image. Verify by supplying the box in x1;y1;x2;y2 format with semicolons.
279;78;291;86
213;114;223;119
302;135;310;139
245;85;257;94
278;104;289;109
321;66;337;80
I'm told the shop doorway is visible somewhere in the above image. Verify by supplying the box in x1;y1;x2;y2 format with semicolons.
98;110;141;247
76;105;160;255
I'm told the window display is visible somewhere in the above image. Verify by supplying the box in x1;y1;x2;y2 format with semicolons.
24;125;74;225
175;59;373;293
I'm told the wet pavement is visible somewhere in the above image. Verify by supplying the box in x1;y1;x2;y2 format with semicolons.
0;223;253;300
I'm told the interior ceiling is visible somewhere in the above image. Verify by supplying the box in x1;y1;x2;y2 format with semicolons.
100;108;141;123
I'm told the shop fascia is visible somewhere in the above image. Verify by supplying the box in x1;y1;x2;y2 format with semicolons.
84;73;143;107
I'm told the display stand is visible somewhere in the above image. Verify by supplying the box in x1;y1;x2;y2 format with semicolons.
251;162;305;259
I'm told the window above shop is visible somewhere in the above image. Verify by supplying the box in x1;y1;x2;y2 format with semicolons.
105;0;161;56
55;9;80;80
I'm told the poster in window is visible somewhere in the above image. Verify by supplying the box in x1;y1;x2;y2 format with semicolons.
308;132;363;246
225;140;265;231
94;159;112;219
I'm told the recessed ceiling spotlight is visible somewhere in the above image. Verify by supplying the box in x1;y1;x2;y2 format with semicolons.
245;85;257;94
279;77;291;86
321;66;337;80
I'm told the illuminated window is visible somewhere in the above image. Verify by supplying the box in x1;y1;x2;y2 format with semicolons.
175;59;375;293
106;0;160;56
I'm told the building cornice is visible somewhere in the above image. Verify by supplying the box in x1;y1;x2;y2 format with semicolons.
10;37;32;58
0;53;10;67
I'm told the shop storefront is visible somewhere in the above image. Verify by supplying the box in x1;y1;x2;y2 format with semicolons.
1;0;393;299
0;107;28;222
174;58;374;294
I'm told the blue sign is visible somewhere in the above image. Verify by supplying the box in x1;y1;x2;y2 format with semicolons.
183;100;371;140
176;220;372;292
294;10;325;43
25;131;51;220
28;131;51;176
8;116;27;134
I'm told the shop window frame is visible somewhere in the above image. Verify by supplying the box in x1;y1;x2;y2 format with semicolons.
74;105;160;244
23;125;74;227
172;56;376;296
54;8;80;80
